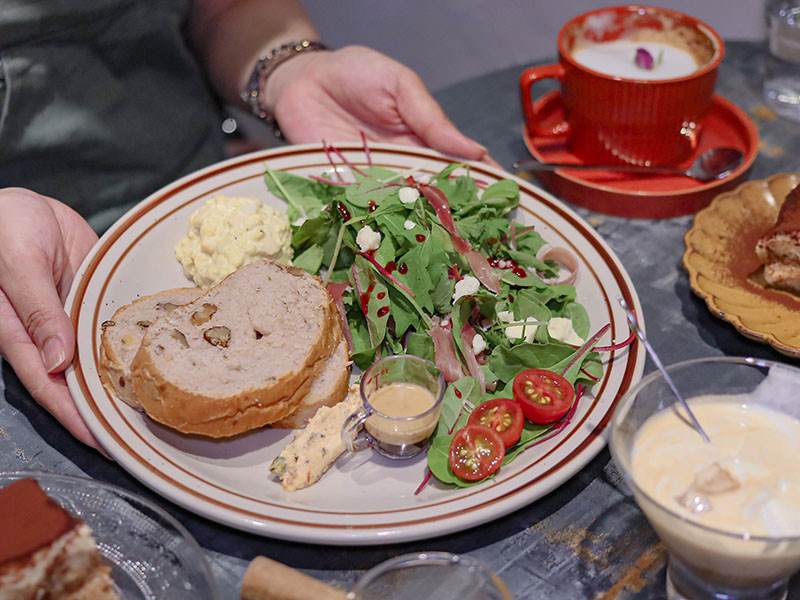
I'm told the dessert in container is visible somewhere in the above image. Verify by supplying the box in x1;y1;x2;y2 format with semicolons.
610;357;800;600
0;471;218;600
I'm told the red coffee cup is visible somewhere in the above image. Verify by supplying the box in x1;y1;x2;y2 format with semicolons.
520;6;725;166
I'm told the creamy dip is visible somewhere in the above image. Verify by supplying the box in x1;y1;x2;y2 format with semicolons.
365;383;439;446
175;196;292;288
630;397;800;586
572;40;698;80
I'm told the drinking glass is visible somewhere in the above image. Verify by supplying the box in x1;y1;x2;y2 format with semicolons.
764;0;800;122
342;355;445;459
347;552;511;600
610;357;800;600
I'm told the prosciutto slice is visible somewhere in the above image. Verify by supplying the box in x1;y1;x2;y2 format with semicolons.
459;320;486;394
430;317;465;383
419;184;501;293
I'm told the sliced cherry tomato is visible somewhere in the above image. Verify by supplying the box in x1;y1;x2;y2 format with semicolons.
467;399;524;448
449;425;505;482
512;368;575;425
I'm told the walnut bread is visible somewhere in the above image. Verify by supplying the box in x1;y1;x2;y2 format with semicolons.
128;260;348;437
99;288;201;408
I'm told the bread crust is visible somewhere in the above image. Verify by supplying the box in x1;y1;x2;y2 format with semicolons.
99;288;199;409
130;263;342;437
273;321;351;429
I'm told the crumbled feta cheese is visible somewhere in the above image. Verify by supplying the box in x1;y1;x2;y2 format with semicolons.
505;318;539;343
472;334;487;355
403;219;416;230
548;317;584;345
441;316;450;327
498;310;539;342
497;310;514;323
452;275;480;304
356;225;381;253
398;186;420;205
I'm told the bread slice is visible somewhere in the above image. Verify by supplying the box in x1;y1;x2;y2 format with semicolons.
130;261;339;437
99;288;200;408
274;332;351;429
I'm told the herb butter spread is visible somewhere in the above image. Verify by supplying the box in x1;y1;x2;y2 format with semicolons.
271;387;361;492
175;195;292;288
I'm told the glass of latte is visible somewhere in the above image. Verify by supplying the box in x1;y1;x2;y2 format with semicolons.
610;357;800;600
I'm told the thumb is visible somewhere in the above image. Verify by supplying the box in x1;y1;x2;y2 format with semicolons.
1;251;75;374
396;70;487;161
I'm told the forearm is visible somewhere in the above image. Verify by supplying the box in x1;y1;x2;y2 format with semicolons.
191;0;318;106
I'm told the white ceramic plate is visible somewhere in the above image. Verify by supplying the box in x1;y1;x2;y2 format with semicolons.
66;143;645;545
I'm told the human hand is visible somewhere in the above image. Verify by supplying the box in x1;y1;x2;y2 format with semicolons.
264;46;493;163
0;188;101;449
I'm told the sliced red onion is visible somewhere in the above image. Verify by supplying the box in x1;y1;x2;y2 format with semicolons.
538;246;579;286
459;320;486;394
430;317;465;383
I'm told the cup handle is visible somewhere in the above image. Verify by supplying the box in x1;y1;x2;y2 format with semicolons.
342;407;371;454
519;63;569;138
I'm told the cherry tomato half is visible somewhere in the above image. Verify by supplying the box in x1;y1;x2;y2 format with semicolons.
512;368;575;425
449;425;505;482
467;399;524;448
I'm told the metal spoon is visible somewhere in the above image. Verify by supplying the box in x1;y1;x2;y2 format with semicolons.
513;147;744;183
618;298;711;443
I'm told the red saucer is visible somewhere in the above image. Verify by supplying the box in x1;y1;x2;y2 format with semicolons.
521;92;759;219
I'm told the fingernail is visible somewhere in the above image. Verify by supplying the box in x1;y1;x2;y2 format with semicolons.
41;336;66;373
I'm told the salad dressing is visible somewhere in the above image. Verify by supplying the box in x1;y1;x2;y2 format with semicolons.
366;383;439;446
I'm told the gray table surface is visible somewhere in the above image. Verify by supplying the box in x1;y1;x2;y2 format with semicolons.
1;41;798;599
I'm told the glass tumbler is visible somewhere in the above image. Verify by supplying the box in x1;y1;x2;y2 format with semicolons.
764;0;800;121
347;552;511;600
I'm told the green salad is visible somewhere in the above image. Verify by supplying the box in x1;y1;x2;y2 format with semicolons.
263;156;605;488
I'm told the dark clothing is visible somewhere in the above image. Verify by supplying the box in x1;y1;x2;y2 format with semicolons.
0;0;226;230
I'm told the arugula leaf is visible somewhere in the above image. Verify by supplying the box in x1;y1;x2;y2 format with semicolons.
480;179;519;209
264;168;337;221
503;423;552;463
292;245;324;274
406;332;434;361
437;376;481;436
564;303;590;339
352;256;389;349
345;176;398;208
487;342;576;384
427;435;462;486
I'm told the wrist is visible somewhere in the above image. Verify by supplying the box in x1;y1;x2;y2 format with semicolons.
261;50;327;114
240;40;328;126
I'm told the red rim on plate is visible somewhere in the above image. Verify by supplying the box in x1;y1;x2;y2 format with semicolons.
522;92;759;219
